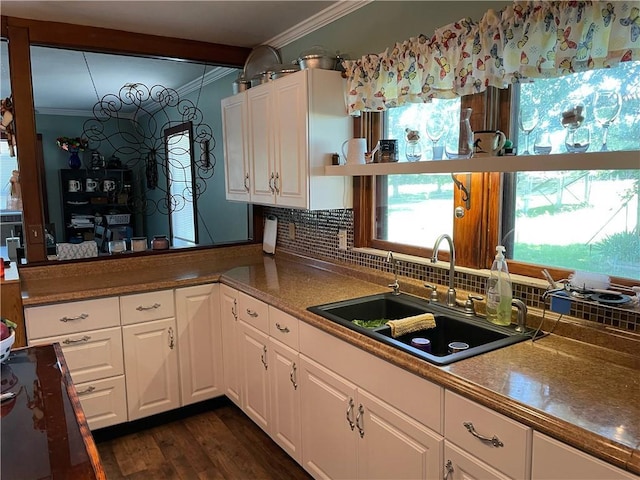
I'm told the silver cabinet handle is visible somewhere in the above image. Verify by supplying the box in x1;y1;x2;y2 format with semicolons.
60;313;88;322
269;173;275;193
168;327;175;349
246;309;259;318
274;172;280;194
136;303;161;311
463;422;504;447
244;173;250;192
289;362;298;390
275;322;290;333
63;335;91;344
346;398;355;430
261;345;268;370
232;299;238;320
77;386;96;395
443;460;454;480
356;404;365;438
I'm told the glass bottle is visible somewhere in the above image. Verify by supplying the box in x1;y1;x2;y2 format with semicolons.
445;108;474;159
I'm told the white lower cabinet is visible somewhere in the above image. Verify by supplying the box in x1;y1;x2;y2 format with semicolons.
268;337;301;463
238;320;271;431
300;355;443;480
444;390;532;480
531;432;638;480
121;290;180;421
25;296;127;429
220;284;242;406
175;284;224;406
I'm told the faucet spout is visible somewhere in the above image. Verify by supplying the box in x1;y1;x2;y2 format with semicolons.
431;234;456;307
386;251;400;295
511;299;528;333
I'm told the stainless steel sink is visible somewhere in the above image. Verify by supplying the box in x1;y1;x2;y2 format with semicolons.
307;293;541;365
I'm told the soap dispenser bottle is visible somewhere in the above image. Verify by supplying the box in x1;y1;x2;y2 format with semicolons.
486;245;512;325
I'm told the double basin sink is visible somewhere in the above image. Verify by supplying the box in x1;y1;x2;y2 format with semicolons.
308;292;541;365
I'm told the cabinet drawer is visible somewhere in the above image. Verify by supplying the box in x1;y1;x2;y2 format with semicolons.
268;306;299;350
25;297;120;340
29;326;124;384
238;291;269;333
445;390;532;479
120;290;175;325
75;375;128;430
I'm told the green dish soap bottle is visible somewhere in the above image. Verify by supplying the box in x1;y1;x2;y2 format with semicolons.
486;245;512;326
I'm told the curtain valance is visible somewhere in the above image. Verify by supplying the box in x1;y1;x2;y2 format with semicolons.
342;1;640;115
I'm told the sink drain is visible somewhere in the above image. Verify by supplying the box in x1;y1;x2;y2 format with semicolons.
448;341;470;353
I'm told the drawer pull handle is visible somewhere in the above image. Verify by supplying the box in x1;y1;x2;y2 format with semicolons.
60;313;88;322
168;327;175;349
346;398;355;430
77;386;96;395
289;362;298;389
260;345;268;370
443;460;454;480
247;309;259;318
356;404;365;438
275;322;290;333
136;303;161;311
463;422;504;447
63;335;91;344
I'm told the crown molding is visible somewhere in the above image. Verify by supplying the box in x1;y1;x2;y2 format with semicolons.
176;66;236;98
267;0;372;49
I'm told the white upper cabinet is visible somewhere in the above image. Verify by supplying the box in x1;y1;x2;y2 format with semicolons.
221;93;250;202
223;68;353;210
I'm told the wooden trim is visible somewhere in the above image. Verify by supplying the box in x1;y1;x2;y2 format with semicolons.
7;23;47;262
3;16;250;67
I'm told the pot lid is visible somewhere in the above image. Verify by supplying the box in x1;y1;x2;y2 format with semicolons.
244;45;281;81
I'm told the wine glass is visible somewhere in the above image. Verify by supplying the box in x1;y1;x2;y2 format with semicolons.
593;90;621;151
426;112;446;160
518;105;539;155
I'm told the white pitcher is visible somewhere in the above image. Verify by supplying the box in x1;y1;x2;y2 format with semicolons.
341;138;367;165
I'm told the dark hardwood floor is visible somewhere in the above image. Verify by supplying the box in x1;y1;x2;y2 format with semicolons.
93;397;312;479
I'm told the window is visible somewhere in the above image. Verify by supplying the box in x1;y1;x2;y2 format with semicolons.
360;62;639;283
164;122;198;247
377;100;460;250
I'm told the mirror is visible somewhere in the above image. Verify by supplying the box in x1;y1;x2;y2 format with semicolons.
2;39;253;262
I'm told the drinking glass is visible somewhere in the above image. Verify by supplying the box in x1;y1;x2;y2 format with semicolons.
518;106;539;154
593;90;621;151
405;141;422;162
426;112;446;160
533;132;553;155
564;126;590;153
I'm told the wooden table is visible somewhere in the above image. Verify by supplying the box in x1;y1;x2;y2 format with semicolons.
1;343;105;479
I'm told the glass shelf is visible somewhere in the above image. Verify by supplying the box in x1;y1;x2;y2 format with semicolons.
324;150;639;176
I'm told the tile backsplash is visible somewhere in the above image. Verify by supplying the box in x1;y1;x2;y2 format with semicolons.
265;207;639;332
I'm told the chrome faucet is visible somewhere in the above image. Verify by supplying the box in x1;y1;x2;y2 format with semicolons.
386;251;400;295
431;234;456;307
511;299;528;333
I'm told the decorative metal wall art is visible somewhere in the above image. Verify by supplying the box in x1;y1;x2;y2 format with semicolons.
82;83;216;216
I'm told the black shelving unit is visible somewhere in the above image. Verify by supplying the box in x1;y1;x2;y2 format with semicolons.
60;168;135;247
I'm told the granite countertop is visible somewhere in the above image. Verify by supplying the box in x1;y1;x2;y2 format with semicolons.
18;245;640;475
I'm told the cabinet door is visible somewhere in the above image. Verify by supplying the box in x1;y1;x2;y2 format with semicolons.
75;375;127;430
268;337;301;463
175;284;223;406
358;388;443;480
247;85;275;205
221;93;250;202
444;441;511;480
300;355;358;480
220;284;241;406
122;317;180;421
532;432;637;480
238;320;271;432
272;72;307;208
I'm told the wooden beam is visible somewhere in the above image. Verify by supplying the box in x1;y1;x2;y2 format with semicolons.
3;16;251;67
7;24;47;262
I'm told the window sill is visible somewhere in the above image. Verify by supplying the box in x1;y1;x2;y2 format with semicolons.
324;150;639;176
